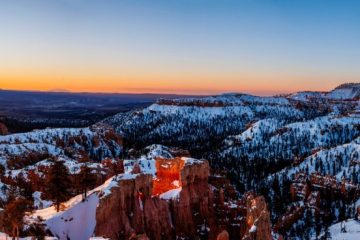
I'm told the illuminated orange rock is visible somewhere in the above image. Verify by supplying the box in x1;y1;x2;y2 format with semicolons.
152;157;184;195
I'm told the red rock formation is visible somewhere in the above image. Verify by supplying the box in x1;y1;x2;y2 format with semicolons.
169;160;217;238
95;159;272;240
242;193;272;240
152;157;184;195
95;174;165;239
95;159;217;239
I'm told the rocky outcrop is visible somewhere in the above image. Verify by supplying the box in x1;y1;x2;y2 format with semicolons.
209;175;272;240
169;160;217;238
242;193;272;240
95;174;154;239
95;159;217;239
94;159;272;240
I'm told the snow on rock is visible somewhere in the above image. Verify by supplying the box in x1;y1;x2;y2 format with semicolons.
138;158;156;176
159;187;182;200
181;157;204;166
223;118;285;146
123;145;199;177
249;225;257;233
144;144;174;159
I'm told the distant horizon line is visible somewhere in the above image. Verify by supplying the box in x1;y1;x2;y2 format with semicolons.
0;87;335;98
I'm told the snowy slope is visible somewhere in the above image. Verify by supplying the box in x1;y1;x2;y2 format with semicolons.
27;174;137;240
104;92;331;153
0;125;122;161
321;219;360;240
326;83;360;100
285;137;360;182
220;115;360;162
289;91;325;101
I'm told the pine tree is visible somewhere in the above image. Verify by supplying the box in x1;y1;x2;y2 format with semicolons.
15;173;33;201
0;197;31;239
45;160;72;212
78;164;97;200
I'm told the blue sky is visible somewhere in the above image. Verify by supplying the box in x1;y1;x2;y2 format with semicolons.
0;0;359;94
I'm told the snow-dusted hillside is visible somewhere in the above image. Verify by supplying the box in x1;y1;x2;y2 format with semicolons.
104;92;333;152
0;124;122;161
221;115;360;162
326;83;360;100
284;137;360;182
26;173;134;240
289;91;325;101
0;124;123;202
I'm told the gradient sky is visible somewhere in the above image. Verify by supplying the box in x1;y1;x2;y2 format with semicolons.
0;0;359;95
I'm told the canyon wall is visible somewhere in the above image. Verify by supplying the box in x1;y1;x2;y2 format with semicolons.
95;159;272;240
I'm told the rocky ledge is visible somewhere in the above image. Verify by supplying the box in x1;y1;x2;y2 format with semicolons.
95;157;272;240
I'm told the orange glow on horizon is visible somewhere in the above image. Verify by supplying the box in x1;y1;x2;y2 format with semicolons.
0;70;348;96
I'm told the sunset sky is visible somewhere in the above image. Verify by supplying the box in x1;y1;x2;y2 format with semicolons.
0;0;359;95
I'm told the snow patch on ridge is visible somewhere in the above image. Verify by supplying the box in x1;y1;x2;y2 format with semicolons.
27;174;138;240
160;187;182;200
45;194;98;240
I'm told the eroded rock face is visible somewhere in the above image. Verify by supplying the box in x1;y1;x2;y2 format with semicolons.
94;160;272;240
242;193;272;240
170;160;218;238
95;159;216;239
95;174;153;239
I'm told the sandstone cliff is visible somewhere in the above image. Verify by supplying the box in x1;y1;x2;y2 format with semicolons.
242;193;272;240
95;158;216;239
94;157;272;240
